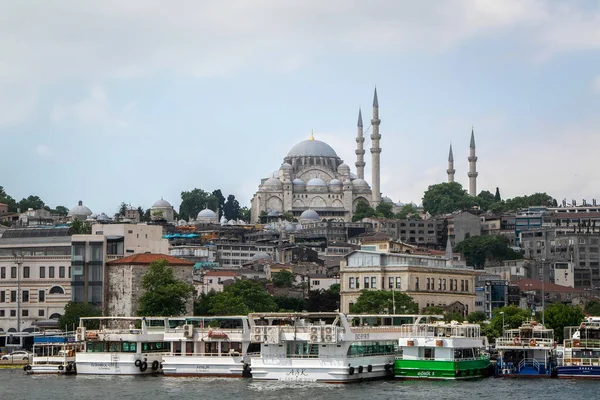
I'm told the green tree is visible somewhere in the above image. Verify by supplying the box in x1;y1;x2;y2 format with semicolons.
118;202;128;217
544;303;585;343
212;189;226;220
476;190;496;211
179;188;213;221
18;195;45;211
352;200;377;221
0;186;17;212
59;301;102;331
350;290;418;314
137;259;194;317
208;292;250;315
144;208;151;222
422;182;477;216
445;312;465;322
194;291;217;316
71;219;92;234
222;280;278;312
137;206;146;222
223;194;241;221
375;202;394;219
54;206;69;216
306;284;340;312
467;311;488;323
454;235;522;268
482;305;532;342
239;207;251;223
396;204;420;220
272;270;295;288
494;187;501;202
274;296;307;312
422;305;445;315
584;301;600;316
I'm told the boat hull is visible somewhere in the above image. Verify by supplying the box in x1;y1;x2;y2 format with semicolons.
557;365;600;379
250;356;395;383
26;364;76;375
394;358;490;380
75;353;163;375
161;355;247;377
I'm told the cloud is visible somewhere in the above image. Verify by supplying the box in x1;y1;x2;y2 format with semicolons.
593;75;600;94
35;144;52;158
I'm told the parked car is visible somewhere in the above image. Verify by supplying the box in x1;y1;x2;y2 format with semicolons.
1;350;33;361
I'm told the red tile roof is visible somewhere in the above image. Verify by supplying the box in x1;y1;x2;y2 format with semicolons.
107;253;194;266
513;278;582;293
203;270;239;277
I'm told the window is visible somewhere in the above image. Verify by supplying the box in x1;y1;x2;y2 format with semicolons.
38;290;45;302
38;309;44;317
0;291;4;302
415;277;419;290
443;279;447;291
23;266;30;278
39;266;45;278
371;277;376;289
364;277;370;289
396;277;401;289
11;267;16;279
389;277;394;289
10;291;16;302
461;280;465;292
312;280;320;286
49;266;55;278
465;280;469;292
0;310;4;317
0;267;4;279
438;278;442;291
349;277;355;289
22;309;28;317
49;286;64;295
59;266;65;278
356;277;360;289
22;290;29;302
10;310;15;317
426;278;431;290
68;267;71;279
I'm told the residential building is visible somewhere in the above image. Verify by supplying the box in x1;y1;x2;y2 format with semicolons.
0;203;8;215
448;211;481;245
195;270;240;295
339;250;476;315
215;242;275;268
105;254;194;316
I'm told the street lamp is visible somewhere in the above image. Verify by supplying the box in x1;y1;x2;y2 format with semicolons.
500;311;505;336
12;253;24;332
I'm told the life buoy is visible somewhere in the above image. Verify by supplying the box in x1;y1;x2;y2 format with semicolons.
358;365;364;374
513;336;521;345
349;366;355;376
159;363;163;369
140;361;148;372
384;363;391;371
367;365;373;373
134;359;142;367
529;338;536;346
151;360;159;371
66;364;73;372
23;365;28;372
58;365;64;371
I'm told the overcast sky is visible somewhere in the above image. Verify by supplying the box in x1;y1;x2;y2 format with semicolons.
1;0;599;215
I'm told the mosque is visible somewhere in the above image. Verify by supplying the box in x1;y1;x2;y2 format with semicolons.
251;89;383;223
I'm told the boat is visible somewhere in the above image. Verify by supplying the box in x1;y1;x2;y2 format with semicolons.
247;312;413;383
75;316;168;375
394;320;491;380
557;317;600;378
161;316;255;377
495;320;558;377
24;334;83;375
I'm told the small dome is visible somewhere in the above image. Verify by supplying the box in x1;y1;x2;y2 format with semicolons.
349;172;357;180
262;177;283;188
329;179;342;186
267;210;281;217
352;178;370;188
337;163;350;174
152;198;172;208
284;224;296;232
280;163;292;170
68;200;93;217
299;209;320;221
292;178;305;186
287;139;338;158
197;209;217;219
396;202;405;207
96;213;110;221
306;178;327;187
252;252;272;261
382;196;393;203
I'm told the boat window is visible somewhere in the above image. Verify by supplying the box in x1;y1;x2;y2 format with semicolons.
109;342;120;352
463;348;474;358
286;341;319;358
86;342;105;352
453;349;463;359
424;348;435;359
347;341;397;357
205;342;219;354
122;342;136;352
141;342;170;352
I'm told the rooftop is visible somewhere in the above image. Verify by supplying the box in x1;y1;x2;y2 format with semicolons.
107;253;194;266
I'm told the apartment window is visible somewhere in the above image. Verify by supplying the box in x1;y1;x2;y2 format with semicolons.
349;277;355;289
23;266;30;279
10;291;16;302
371;277;376;289
68;267;71;279
396;277;401;289
39;266;45;279
38;309;45;317
415;277;419;291
10;310;15;317
22;309;28;317
0;310;4;317
38;290;45;303
461;280;465;292
22;290;29;302
389;277;394;289
426;278;431;290
465;280;469;292
0;267;4;279
438;278;442;291
11;267;16;279
443;279;447;291
0;291;4;302
59;266;65;279
313;280;320;286
356;277;360;289
49;266;55;278
364;277;370;289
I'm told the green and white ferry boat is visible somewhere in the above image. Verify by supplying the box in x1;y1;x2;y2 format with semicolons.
395;320;490;380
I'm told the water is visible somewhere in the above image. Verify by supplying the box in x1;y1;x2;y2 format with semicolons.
2;370;597;400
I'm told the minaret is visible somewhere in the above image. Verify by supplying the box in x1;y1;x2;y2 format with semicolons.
370;88;381;205
468;127;478;196
355;108;365;179
447;143;455;183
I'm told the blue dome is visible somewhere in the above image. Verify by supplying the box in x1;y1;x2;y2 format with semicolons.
307;178;327;187
287;140;338;158
292;178;305;186
299;209;320;221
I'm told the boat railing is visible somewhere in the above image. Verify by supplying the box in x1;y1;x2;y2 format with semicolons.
396;355;489;362
256;351;399;359
495;337;555;348
564;339;600;349
167;351;245;357
350;326;410;334
164;327;245;334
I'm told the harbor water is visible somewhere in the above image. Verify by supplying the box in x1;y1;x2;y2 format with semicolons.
2;370;599;400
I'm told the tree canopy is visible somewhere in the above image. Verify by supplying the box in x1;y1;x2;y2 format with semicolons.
59;301;102;331
422;182;476;216
454;234;522;268
482;305;533;341
137;259;194;317
350;290;418;314
272;270;295;288
223;194;241;221
306;284;340;312
71;219;92;234
194;280;278;316
544;303;585;343
584;301;600;316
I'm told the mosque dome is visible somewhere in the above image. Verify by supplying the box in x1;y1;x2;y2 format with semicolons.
329;179;342;193
96;213;110;222
197;209;217;219
382;196;394;203
68;201;93;218
306;178;327;187
252;252;272;261
349;172;357;180
287;139;338;158
280;162;292;171
352;179;370;188
262;177;283;188
152;198;172;208
337;163;350;174
292;178;305;186
299;209;320;221
329;179;342;186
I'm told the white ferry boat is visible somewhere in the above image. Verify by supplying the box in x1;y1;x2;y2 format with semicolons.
495;320;558;377
161;316;255;377
248;312;411;383
25;334;83;375
558;317;600;378
395;320;491;380
75;316;168;375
